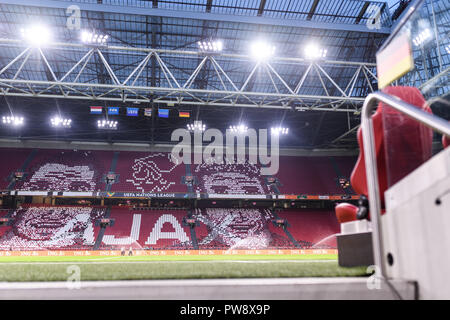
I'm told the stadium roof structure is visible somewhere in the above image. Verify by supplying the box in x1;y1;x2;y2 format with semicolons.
0;0;429;149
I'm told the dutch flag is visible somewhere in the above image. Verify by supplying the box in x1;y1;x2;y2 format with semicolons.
90;106;102;114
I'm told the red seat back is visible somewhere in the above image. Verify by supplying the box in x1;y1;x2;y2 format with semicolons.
350;86;433;206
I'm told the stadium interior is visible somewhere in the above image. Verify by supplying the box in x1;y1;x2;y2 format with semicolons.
0;0;449;301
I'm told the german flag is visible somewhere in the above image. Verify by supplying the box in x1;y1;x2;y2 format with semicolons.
179;111;190;118
376;34;413;89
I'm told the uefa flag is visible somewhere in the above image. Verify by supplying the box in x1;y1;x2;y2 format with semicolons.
108;107;119;115
127;107;139;116
158;108;169;118
144;108;152;117
90;106;102;114
179;111;190;118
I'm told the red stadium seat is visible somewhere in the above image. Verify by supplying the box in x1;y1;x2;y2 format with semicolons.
443;133;450;149
335;203;358;223
336;86;433;223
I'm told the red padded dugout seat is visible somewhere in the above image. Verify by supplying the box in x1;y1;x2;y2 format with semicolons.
336;86;433;223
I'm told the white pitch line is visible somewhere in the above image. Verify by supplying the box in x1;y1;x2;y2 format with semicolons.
0;260;335;265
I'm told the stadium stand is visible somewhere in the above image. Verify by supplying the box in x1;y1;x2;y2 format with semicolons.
0;148;33;189
0;204;339;250
193;158;270;194
0;205;106;250
194;208;300;249
0;210;12;239
0;148;358;196
111;152;186;193
277;209;339;248
264;210;296;249
275;156;355;195
100;208;193;249
13;149;112;192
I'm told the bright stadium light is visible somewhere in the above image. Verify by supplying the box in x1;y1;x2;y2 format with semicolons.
250;41;276;61
97;119;117;130
81;30;109;45
271;127;289;136
187;121;205;132
197;40;223;53
2;116;24;127
412;28;432;47
229;124;248;133
50;116;72;128
304;43;327;59
20;25;51;46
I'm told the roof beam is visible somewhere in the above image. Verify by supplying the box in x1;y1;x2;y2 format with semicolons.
1;0;391;34
257;0;267;16
307;0;320;21
355;1;370;25
206;0;213;13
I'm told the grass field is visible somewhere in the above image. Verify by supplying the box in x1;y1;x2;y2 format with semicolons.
0;254;369;282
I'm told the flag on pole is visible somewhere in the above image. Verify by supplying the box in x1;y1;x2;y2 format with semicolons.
144;108;152;117
90;106;102;114
179;111;190;118
108;107;119;115
127;107;139;116
158;108;169;118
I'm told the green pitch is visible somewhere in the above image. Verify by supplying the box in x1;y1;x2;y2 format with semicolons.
0;254;369;281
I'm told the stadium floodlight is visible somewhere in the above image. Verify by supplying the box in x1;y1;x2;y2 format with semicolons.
187;120;206;132
304;43;327;59
197;40;223;53
412;28;432;47
81;30;109;45
20;25;51;46
229;124;248;133
50;116;72;128
2;116;24;127
97;119;117;130
250;41;276;61
271;127;289;135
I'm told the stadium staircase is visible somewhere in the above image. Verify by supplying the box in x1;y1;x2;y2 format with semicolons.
185;209;199;250
185;163;194;193
105;152;119;192
266;172;303;248
93;206;111;250
272;209;302;248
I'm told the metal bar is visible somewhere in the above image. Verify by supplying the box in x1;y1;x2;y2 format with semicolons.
0;47;30;76
0;0;392;34
330;124;360;144
0;39;377;67
122;52;152;85
315;63;348;97
361;91;450;278
96;49;120;85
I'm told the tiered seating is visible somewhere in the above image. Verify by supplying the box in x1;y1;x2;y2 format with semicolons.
0;206;106;250
193;208;275;249
275;156;355;195
0;210;11;239
0;148;32;189
111;152;186;193
193;157;269;194
100;208;193;249
15;149;111;192
265;211;295;249
277;209;340;248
